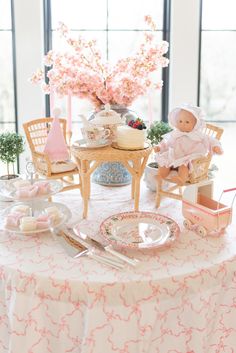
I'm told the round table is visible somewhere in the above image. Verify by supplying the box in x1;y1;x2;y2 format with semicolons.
72;145;152;218
0;185;236;353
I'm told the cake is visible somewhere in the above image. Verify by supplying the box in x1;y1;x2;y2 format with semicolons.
5;212;24;228
15;185;38;199
11;204;30;216
36;214;50;229
13;180;31;189
34;181;51;195
45;206;61;223
20;216;37;232
116;119;147;149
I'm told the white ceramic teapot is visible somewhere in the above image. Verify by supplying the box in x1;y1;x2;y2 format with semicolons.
90;104;126;142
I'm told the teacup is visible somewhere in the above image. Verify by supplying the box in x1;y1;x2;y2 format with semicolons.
81;126;110;146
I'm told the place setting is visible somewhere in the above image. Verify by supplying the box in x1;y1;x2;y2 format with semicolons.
53;208;180;270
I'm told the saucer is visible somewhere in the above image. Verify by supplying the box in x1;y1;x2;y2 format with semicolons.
73;139;111;150
112;142;150;151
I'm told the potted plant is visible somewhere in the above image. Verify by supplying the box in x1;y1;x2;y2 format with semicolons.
145;121;172;191
0;132;24;180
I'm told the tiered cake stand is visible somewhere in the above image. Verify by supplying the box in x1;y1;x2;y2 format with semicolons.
0;163;71;235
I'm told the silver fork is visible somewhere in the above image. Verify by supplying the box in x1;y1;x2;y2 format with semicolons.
74;248;124;270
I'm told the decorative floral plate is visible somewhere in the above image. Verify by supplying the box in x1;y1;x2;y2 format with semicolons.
1;200;71;234
100;211;180;249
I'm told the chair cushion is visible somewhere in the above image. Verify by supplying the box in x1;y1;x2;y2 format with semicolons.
38;160;77;174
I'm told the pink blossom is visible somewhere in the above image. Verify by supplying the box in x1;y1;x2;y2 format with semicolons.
31;16;169;107
41;83;50;94
29;69;44;83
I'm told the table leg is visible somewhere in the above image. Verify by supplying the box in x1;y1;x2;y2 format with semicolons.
85;161;91;199
155;176;162;208
131;163;135;199
133;159;141;211
81;160;89;219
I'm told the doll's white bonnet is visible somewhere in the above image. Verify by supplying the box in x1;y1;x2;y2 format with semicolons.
168;103;206;130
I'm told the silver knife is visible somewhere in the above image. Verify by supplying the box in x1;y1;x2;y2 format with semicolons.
71;227;139;267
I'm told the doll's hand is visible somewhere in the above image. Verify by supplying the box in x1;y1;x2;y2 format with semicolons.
154;145;161;152
213;146;223;154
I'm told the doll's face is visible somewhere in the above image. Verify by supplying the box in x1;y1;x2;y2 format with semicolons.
176;109;196;132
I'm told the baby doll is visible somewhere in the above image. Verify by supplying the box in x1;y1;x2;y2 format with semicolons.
154;104;223;185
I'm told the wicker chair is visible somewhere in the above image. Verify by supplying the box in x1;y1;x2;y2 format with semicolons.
23;118;82;193
155;123;224;207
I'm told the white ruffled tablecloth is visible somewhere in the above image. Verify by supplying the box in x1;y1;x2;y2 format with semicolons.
0;181;236;353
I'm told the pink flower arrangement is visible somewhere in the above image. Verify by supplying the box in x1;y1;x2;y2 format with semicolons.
31;16;169;109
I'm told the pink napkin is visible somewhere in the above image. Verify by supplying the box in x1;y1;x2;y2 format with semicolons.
43;118;69;162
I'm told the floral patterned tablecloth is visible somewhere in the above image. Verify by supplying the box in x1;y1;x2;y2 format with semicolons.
0;182;236;353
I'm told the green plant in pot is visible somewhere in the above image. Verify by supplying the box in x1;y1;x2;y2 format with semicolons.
145;121;172;191
0;132;24;180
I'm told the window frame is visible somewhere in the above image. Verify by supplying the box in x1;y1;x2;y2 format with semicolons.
11;0;18;135
0;0;18;133
0;0;19;172
197;0;236;122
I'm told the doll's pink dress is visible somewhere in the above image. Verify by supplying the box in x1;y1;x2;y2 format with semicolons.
156;130;222;169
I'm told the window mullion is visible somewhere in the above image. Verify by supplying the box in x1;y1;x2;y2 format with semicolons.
162;0;171;122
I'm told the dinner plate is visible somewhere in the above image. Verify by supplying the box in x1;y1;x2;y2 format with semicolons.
1;200;71;234
100;211;180;249
73;139;111;150
0;179;63;201
111;142;150;151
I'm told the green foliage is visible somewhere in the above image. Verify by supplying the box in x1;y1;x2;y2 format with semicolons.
0;132;24;166
147;121;172;145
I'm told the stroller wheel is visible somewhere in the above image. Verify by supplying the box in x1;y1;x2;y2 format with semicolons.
197;225;207;237
183;219;192;230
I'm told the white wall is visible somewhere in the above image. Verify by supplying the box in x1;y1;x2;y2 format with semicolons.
14;0;45;171
169;0;201;109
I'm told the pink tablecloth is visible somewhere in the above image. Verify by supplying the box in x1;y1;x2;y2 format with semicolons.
0;182;236;353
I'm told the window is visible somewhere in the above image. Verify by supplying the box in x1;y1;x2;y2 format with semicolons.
199;0;236;121
45;0;168;133
0;0;17;132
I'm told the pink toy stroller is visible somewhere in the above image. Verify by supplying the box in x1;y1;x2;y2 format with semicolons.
182;180;236;236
